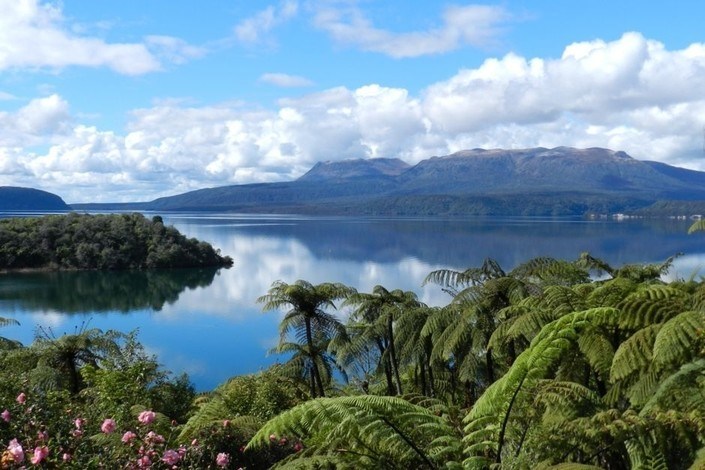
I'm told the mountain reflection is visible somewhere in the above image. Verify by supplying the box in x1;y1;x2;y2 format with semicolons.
0;268;222;314
182;216;701;268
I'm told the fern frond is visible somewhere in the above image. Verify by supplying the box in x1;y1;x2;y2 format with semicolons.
586;278;638;308
610;325;660;382
688;220;705;234
577;331;614;379
249;395;461;468
618;286;685;330
641;358;705;414
653;311;705;367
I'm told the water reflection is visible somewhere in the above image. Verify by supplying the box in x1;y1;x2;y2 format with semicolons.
0;268;222;313
1;214;704;391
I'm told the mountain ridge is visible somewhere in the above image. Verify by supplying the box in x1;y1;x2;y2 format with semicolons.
0;187;70;211
69;147;705;216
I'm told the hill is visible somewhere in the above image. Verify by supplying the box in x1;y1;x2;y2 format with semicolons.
0;186;70;211
0;213;233;271
71;148;705;216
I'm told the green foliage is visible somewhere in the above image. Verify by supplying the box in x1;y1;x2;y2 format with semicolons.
0;212;232;270
248;395;463;469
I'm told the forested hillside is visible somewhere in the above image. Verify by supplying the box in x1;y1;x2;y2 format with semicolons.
0;213;232;270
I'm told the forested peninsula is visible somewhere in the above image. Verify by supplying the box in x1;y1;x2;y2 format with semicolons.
0;213;232;270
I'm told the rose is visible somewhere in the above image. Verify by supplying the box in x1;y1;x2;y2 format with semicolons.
1;410;10;422
30;446;48;465
16;393;26;405
7;439;24;463
101;418;116;434
138;410;156;425
161;449;181;465
216;452;230;468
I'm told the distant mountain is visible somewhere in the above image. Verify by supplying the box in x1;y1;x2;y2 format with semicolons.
71;148;705;216
298;158;410;182
0;187;70;211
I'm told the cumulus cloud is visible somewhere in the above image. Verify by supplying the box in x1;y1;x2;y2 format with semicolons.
234;1;298;44
313;3;510;58
3;33;705;202
259;72;314;87
0;0;200;74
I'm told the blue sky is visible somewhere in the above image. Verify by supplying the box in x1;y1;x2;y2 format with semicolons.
1;0;705;202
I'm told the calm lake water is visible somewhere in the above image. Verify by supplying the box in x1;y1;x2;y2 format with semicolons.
1;213;704;391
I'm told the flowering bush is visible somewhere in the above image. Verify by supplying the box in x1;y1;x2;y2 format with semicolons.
0;391;300;469
0;329;302;468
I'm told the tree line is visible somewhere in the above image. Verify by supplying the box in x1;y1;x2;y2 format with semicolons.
0;213;232;270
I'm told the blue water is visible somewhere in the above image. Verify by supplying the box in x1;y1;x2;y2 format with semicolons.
0;213;702;391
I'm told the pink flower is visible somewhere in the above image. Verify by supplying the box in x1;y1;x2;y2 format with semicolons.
216;452;230;468
1;410;10;422
37;430;48;441
137;455;151;468
30;446;48;465
74;418;83;430
101;418;116;434
223;419;230;427
293;442;303;452
63;453;72;462
161;449;181;465
16;393;26;405
145;431;165;444
279;437;288;446
7;439;24;463
122;431;137;443
269;433;277;442
138;410;156;425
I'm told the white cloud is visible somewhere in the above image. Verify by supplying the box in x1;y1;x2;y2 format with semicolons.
234;1;298;44
259;72;314;87
313;3;510;58
145;35;207;65
3;33;705;202
0;0;200;75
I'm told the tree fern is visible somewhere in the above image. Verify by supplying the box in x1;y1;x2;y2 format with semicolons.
462;307;620;467
248;395;462;469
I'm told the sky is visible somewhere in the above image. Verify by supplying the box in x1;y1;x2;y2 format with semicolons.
1;0;705;203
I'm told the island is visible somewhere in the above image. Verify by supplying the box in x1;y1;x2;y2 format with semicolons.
0;212;233;270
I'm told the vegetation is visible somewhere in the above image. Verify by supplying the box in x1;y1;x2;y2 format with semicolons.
2;253;705;468
0;213;232;270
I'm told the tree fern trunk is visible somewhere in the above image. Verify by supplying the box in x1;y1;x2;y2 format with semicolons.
388;315;403;395
304;316;324;397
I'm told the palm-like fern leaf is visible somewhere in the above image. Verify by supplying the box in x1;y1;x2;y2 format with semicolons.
652;311;705;367
249;395;462;469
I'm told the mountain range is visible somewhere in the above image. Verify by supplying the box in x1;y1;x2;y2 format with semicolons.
21;147;705;216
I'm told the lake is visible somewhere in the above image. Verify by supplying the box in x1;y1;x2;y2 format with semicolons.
1;213;704;391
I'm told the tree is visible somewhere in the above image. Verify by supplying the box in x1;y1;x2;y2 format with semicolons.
258;280;354;398
343;286;424;395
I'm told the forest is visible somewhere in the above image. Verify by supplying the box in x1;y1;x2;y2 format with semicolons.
1;251;704;468
0;213;233;270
